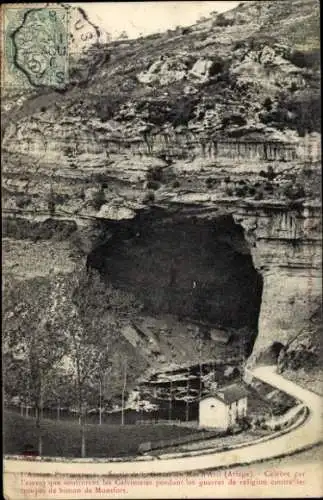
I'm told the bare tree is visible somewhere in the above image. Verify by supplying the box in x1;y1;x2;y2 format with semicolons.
62;268;142;457
3;274;68;455
67;314;108;457
121;358;128;426
28;317;66;455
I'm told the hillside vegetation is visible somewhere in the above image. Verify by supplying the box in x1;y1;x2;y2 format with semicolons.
2;0;320;139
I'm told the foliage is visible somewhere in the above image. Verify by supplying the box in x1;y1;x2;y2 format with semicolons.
263;97;273;111
47;186;56;216
282;183;306;200
91;187;106;210
15;195;31;209
3;217;77;241
212;14;234;27
205;177;218;189
146;180;160;190
3;274;69;454
260;91;321;135
143;190;155;204
259;165;277;181
222;113;246;128
147;166;164;183
208;56;228;77
287;49;321;69
3;268;143;457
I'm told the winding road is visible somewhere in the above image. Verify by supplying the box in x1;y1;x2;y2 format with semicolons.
4;365;323;475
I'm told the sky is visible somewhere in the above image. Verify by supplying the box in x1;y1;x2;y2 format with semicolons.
74;2;240;39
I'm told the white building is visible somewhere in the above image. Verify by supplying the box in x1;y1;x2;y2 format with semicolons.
199;383;249;430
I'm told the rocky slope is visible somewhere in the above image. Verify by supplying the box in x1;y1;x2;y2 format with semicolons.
2;0;322;398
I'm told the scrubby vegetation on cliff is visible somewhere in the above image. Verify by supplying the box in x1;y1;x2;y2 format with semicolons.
2;1;321;458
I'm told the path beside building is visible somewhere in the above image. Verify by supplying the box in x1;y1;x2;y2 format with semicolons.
4;366;323;475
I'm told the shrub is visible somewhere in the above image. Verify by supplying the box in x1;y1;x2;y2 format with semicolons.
205;177;218;188
143;191;155;204
287;49;321;69
91;172;109;184
208;56;228;77
263;97;273;111
225;187;233;196
264;182;274;192
53;193;69;205
302;167;313;177
222;113;246;128
79;189;85;201
147;166;164;183
261;91;321;135
254;190;264;200
237;416;251;431
47;188;56;216
213;13;234;27
16;195;31;208
283;183;306;200
91;188;106;210
259;166;276;180
235;184;248;197
172;180;180;188
146;180;160;190
66;146;75;157
266;166;276;181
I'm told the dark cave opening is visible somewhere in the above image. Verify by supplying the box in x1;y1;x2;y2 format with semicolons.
87;211;263;355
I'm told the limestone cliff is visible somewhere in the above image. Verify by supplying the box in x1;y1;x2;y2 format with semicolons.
2;0;321;382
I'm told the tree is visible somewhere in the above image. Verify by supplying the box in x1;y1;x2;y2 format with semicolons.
4;267;142;458
61;268;142;457
28;316;66;455
3;274;68;455
121;357;128;426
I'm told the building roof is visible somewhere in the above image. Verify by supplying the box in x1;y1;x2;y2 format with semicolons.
201;383;249;405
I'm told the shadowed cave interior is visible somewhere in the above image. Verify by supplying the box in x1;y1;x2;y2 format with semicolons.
87;211;263;355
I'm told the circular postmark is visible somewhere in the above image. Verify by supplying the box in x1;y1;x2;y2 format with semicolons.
12;7;69;88
4;5;107;90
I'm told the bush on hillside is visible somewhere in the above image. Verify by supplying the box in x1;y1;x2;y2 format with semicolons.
287;49;321;69
260;90;321;135
283;183;306;200
147;166;164;183
209;56;229;77
143;191;155;204
146;180;160;190
91;188;106;210
212;14;234;27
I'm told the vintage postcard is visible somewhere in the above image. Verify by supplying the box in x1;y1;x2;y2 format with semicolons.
2;1;322;498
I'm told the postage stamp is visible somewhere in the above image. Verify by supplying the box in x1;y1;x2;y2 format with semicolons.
2;4;103;91
3;5;69;89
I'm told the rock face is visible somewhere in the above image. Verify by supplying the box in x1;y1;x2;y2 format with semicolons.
233;205;322;365
2;0;321;377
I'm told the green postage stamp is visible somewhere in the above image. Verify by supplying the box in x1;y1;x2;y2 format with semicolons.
3;5;69;89
2;3;103;90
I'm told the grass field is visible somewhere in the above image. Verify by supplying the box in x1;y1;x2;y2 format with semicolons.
3;411;204;458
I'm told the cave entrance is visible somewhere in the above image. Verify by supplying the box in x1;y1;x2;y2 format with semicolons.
88;211;263;356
